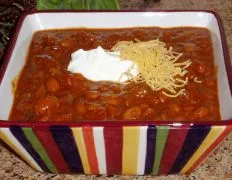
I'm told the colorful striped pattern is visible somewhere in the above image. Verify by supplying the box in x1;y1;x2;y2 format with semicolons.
0;125;229;175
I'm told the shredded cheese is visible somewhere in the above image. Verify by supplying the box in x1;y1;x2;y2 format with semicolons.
111;39;193;97
194;77;203;83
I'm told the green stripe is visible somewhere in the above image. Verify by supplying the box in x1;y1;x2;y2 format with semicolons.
152;126;169;175
22;128;58;173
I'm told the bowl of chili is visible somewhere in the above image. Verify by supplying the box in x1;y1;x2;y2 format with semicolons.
0;10;231;175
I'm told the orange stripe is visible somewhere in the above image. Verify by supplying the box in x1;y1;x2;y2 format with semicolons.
82;127;99;174
186;126;230;174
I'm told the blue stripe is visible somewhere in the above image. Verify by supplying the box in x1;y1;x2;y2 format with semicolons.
169;125;210;174
50;126;83;173
144;125;156;174
10;126;49;172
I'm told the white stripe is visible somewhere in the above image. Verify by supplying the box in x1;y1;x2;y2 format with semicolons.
93;127;106;174
0;128;43;171
137;126;148;175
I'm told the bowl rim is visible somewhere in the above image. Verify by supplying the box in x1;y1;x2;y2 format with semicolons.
0;9;231;127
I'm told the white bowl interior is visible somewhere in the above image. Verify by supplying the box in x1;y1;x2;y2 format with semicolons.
0;12;231;121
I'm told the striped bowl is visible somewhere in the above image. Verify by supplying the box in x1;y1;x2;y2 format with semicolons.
0;10;232;175
0;123;231;175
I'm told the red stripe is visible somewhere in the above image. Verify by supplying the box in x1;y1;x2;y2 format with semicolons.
33;127;71;173
186;126;230;174
82;127;99;174
159;126;189;175
104;127;123;175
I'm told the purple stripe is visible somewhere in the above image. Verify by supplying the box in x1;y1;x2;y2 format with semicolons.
144;125;156;174
169;125;210;174
10;126;49;172
50;126;83;173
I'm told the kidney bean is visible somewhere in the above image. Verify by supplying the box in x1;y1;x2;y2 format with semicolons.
169;103;181;114
98;85;109;92
32;70;44;81
60;38;73;48
49;67;60;76
109;85;121;93
75;101;87;115
173;116;185;121
184;106;194;113
205;79;216;87
54;113;72;121
35;85;46;99
107;105;120;118
158;92;169;103
86;103;107;120
197;64;206;74
164;31;173;37
192;61;206;74
123;106;141;120
60;94;74;103
160;112;168;121
46;77;60;92
184;43;196;52
100;95;122;106
37;114;50;121
35;96;59;115
85;91;100;100
179;86;201;105
143;108;156;119
186;70;196;81
139;104;149;109
193;106;209;119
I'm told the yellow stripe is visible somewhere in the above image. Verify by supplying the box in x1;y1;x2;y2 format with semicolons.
71;128;91;174
180;126;226;173
0;129;38;170
122;126;140;175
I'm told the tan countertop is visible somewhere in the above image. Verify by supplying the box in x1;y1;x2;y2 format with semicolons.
0;0;232;179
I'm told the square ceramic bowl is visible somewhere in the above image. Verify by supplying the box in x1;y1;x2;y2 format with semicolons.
0;10;231;175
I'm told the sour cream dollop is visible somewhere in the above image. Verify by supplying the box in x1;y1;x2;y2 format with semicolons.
67;46;138;82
